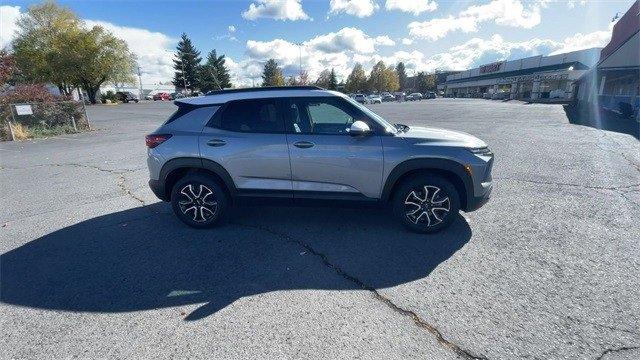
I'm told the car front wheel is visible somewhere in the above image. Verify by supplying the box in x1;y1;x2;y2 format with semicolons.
393;175;460;233
171;174;228;228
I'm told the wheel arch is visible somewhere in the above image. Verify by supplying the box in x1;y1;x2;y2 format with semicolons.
381;158;473;210
158;157;236;201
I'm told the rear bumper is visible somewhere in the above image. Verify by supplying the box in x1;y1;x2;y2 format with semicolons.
149;179;168;201
465;181;492;211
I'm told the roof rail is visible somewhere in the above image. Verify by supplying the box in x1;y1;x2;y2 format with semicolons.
205;86;324;96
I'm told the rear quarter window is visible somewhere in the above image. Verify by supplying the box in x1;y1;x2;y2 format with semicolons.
162;105;220;131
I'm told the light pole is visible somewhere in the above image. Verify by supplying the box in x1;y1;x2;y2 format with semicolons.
295;42;303;83
136;64;143;99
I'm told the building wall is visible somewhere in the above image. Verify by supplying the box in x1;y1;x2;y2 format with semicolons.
600;0;640;61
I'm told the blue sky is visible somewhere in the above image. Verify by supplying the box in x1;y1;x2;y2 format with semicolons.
0;0;635;86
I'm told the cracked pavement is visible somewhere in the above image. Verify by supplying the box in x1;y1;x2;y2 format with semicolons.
1;99;638;359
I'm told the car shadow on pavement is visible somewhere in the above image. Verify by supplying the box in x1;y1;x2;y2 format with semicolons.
1;203;472;321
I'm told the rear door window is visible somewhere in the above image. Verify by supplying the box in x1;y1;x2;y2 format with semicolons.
219;99;284;133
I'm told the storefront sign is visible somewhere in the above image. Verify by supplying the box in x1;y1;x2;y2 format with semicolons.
15;105;33;116
480;62;502;74
504;72;569;83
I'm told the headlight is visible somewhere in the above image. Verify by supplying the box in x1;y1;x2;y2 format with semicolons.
469;147;493;156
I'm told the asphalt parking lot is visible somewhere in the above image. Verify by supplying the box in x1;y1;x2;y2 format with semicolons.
1;98;639;360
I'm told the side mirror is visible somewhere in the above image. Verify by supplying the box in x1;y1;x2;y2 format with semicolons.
349;120;372;136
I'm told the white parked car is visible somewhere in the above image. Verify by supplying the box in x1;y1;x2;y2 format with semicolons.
367;95;382;104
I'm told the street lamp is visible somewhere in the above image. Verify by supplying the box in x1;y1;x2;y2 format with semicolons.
294;42;304;83
135;62;143;99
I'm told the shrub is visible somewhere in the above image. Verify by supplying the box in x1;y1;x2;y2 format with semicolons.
0;84;89;141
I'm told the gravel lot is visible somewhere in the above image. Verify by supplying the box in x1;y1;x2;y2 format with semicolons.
1;98;639;360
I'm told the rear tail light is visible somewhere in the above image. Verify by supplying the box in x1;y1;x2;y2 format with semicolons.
145;134;172;148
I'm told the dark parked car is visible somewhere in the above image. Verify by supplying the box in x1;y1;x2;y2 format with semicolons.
406;93;423;101
382;94;395;102
115;91;139;103
424;92;436;99
153;92;171;101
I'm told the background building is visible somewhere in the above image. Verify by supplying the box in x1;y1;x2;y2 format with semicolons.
575;0;639;119
442;48;601;102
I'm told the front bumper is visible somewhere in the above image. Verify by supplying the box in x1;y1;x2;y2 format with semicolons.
465;181;492;211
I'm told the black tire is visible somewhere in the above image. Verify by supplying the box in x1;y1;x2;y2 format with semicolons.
170;173;228;229
393;175;460;233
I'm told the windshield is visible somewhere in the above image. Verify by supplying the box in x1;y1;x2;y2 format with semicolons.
344;95;397;134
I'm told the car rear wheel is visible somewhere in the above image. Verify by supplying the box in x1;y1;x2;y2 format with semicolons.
171;174;228;228
393;175;460;233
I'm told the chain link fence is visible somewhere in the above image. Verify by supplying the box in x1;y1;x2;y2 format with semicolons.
1;101;91;141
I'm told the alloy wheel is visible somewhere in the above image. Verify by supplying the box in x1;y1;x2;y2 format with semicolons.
178;184;218;223
404;185;451;228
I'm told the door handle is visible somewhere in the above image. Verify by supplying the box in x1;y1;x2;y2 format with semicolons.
206;139;227;147
293;141;315;149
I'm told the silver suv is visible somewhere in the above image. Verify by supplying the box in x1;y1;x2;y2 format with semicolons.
146;86;493;233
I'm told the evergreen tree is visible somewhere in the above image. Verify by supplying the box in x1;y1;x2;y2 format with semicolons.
345;63;367;93
173;33;201;92
328;68;338;90
395;62;407;90
198;49;231;93
261;59;285;86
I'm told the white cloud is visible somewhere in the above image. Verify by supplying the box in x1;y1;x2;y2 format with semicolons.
225;57;266;86
85;20;176;85
0;5;21;49
409;16;477;41
228;25;236;33
401;38;413;45
461;0;542;28
385;0;437;15
306;27;393;54
242;0;310;21
329;0;379;18
431;34;559;70
246;39;301;61
548;30;611;55
243;38;352;83
408;0;545;41
243;27;393;82
374;35;396;46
